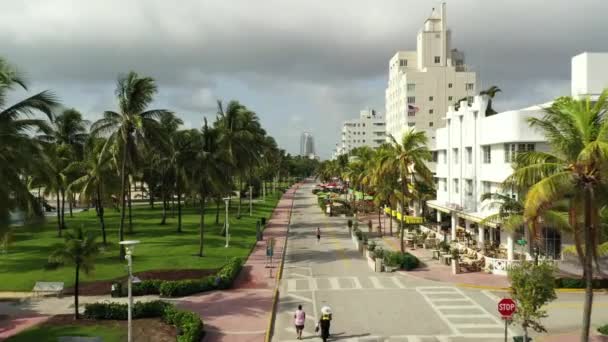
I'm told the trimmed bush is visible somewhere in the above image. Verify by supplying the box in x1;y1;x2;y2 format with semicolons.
160;280;204;297
84;301;203;342
347;219;353;228
382;251;420;270
598;324;608;335
554;277;608;289
159;258;243;297
401;252;420;270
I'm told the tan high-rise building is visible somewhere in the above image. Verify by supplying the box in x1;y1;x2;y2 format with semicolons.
385;3;476;145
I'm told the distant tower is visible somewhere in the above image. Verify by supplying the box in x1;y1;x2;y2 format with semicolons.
300;132;315;157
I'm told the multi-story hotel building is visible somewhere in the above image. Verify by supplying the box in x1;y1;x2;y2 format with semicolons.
333;109;386;157
423;52;608;274
385;3;476;145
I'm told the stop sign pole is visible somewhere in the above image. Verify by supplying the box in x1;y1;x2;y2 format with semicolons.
498;298;516;342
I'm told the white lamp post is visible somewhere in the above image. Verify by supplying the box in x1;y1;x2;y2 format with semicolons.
119;240;140;342
223;197;230;247
249;185;253;216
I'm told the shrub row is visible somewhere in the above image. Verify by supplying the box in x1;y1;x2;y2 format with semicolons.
84;300;203;342
159;257;243;297
383;251;420;271
112;257;243;298
554;277;608;289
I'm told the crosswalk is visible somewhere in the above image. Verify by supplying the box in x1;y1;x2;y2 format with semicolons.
416;286;513;337
284;275;408;292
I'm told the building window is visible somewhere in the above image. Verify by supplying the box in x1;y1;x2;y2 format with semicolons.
408;122;415;127
481;181;491;195
453;179;459;193
448;83;453;88
467;96;474;104
466;179;473;196
453;148;459;164
362;123;365;127
466;147;472;164
448;96;453;101
434;56;441;63
442;178;447;191
483;146;491;163
429;109;434;114
505;143;536;162
429;96;434;101
400;59;407;66
429;122;434;127
466;83;474;91
442;150;447;164
432;151;438;162
407;96;416;104
407;83;415;92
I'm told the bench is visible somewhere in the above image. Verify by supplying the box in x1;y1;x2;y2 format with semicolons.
32;281;64;298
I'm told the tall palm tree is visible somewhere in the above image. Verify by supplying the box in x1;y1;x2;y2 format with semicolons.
49;226;102;319
0;58;58;243
504;91;608;341
91;71;169;257
379;130;432;253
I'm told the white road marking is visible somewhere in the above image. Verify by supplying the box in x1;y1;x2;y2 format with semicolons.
287;279;297;292
285;293;312;303
329;277;340;290
391;277;406;289
415;287;459;335
351;276;363;289
309;278;317;290
290;272;308;278
369;276;385;289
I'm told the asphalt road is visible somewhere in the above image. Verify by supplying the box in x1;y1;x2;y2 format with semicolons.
273;182;514;342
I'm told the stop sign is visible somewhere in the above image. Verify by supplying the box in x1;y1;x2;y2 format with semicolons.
498;298;516;318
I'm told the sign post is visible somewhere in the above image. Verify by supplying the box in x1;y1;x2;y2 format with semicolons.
498;298;516;342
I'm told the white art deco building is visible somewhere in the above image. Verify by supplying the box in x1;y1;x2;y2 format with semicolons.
333;109;386;158
423;52;608;274
385;3;476;145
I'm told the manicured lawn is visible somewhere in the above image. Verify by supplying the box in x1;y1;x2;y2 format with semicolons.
0;193;282;291
6;323;125;342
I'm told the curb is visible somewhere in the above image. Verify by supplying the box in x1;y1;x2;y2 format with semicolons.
265;183;300;342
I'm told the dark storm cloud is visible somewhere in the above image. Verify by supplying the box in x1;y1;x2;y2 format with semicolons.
1;0;607;157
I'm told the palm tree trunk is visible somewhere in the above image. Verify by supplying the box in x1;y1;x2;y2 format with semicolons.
68;193;73;218
160;191;167;225
149;184;154;209
581;186;595;342
389;206;393;236
199;194;206;257
97;183;107;245
237;178;242;219
127;184;133;233
56;190;62;237
400;179;406;254
177;189;182;233
60;188;66;229
74;263;80;319
171;192;175;217
118;144;128;259
215;199;220;224
378;207;382;235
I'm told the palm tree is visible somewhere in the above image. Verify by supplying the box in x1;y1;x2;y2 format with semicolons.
0;58;58;243
68;138;119;244
480;85;502;116
379;130;433;253
504;91;608;341
91;71;169;258
49;226;102;319
191;119;230;256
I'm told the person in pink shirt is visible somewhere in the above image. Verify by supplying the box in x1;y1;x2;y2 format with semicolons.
294;304;306;339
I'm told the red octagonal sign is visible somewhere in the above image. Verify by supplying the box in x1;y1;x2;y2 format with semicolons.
498;298;516;318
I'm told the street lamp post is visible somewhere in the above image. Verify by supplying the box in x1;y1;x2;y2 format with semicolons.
224;197;230;247
119;240;140;342
249;185;253;216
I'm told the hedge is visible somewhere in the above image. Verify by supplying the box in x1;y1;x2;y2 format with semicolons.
598;323;608;335
554;277;608;289
383;251;420;270
84;300;203;342
112;257;243;298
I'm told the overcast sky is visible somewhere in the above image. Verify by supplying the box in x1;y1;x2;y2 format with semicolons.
2;0;607;158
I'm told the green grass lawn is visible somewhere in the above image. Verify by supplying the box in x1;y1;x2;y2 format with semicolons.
0;193;282;291
6;323;125;342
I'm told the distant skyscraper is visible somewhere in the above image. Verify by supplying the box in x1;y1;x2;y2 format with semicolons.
300;132;315;158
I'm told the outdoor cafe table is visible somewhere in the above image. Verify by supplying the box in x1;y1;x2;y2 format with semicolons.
440;255;452;265
432;249;441;260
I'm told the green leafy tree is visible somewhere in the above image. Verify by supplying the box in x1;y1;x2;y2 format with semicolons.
49;226;103;319
508;261;557;341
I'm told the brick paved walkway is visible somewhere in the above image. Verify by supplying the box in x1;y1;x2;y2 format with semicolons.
178;185;299;342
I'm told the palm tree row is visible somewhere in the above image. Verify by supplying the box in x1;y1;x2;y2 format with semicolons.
317;129;435;253
0;57;302;259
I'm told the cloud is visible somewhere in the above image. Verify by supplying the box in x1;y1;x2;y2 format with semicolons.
1;0;607;158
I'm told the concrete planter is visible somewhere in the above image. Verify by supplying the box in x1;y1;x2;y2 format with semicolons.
451;259;460;274
375;258;384;272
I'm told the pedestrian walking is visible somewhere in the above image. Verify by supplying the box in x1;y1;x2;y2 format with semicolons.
294;305;305;339
315;306;332;342
316;227;321;244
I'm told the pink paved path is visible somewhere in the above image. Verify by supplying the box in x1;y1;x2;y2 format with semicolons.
0;315;49;341
179;185;299;342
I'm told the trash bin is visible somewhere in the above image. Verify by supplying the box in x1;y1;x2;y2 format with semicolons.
110;282;122;298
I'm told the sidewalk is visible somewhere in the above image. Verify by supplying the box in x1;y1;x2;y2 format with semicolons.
381;235;510;289
177;185;299;342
